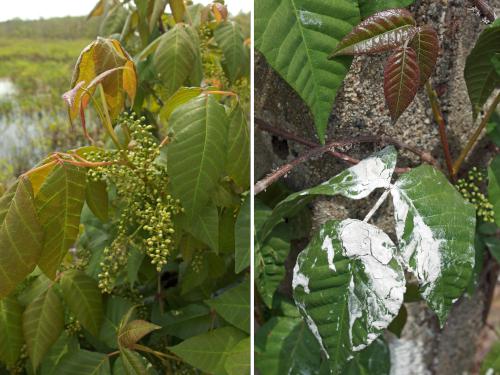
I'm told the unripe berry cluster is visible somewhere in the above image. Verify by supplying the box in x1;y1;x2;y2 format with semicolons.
456;167;495;223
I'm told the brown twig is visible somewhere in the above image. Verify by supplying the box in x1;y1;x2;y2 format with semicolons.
425;82;455;180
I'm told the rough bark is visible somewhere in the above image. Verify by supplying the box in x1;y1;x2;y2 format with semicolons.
255;0;499;374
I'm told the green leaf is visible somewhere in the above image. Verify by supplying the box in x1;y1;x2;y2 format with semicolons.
35;164;87;279
343;337;391;375
255;317;321;375
255;223;291;308
293;219;405;373
384;46;420;122
167;95;229;219
86;179;109;222
486;111;500;147
260;146;397;241
206;281;250;334
331;8;416;57
152;303;212;340
38;332;79;374
0;179;43;298
255;0;360;142
99;296;135;349
224;337;250;375
214;21;246;83
23;288;64;369
0;297;24;367
184;203;219;252
118;320;161;348
168;326;247;375
235;195;250;273
409;26;439;87
489;155;500;226
169;0;187;23
226;106;250;189
387;304;407;338
391;165;476;325
464;19;500;118
159;87;202;123
118;348;148;375
153;24;197;96
60;270;104;337
481;341;500;374
358;1;415;18
53;349;111;375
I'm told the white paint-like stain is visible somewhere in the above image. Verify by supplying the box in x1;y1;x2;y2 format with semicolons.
298;10;322;27
292;262;310;294
389;338;430;375
322;235;336;272
296;300;329;359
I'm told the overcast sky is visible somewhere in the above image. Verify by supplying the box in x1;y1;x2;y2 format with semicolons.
0;0;251;22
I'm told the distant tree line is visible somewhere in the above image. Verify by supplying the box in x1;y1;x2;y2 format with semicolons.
0;16;100;39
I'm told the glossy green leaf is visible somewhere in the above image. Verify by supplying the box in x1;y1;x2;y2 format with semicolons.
331;8;416;57
489;155;500;226
153;24;197;96
35;164;87;279
168;326;247;375
206;281;250;334
384;46;420;122
23;288;64;369
60;270;104;337
226;106;250;189
53;349;111;375
255;317;321;375
293;219;405;373
255;0;360;142
224;337;250;375
214;21;246;83
235;195;250;273
259;146;397;241
464;19;500;118
391;165;476;325
0;297;24;367
118;320;161;348
167;95;229;219
358;1;415;18
184;203;219;252
86;179;109;222
0;179;43;298
255;223;291;308
343;337;391;375
409;25;439;86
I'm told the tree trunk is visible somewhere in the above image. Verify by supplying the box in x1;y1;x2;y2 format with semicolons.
254;0;500;374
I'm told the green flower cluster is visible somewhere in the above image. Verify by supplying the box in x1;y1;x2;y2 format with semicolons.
65;316;82;336
456;167;495;223
85;114;182;292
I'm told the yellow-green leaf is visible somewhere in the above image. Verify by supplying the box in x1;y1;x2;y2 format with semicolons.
118;320;161;348
0;297;24;367
169;0;186;23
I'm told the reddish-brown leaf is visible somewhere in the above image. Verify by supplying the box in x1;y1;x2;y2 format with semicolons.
384;46;420;122
330;8;416;58
409;26;439;86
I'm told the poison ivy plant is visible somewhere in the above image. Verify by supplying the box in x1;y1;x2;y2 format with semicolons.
256;147;476;374
0;2;249;374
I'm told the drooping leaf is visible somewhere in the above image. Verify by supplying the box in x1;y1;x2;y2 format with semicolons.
168;327;247;375
358;0;415;18
343;337;391;375
167;95;229;219
259;146;397;241
86;179;109;222
0;297;24;367
255;223;291;308
206;281;250;334
489;155;500;226
118;320;161;348
384;46;420;122
255;0;360;142
53;349;111;375
293;219;405;373
0;178;43;298
226;106;250;189
391;165;476;325
480;341;500;375
100;5;128;36
60;270;104;337
235;195;251;273
224;337;250;375
153;24;198;96
464;19;500;118
255;316;321;374
214;21;246;83
35;164;87;279
23;288;64;370
409;25;439;86
184;203;219;252
330;8;416;57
